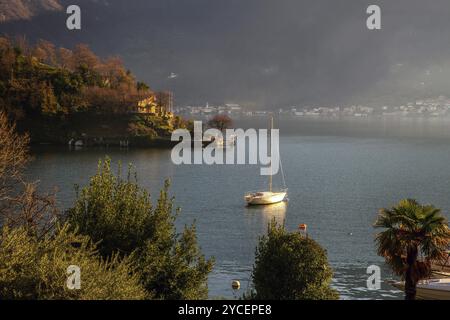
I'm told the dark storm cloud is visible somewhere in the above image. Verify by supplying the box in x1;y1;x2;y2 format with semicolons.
2;0;450;107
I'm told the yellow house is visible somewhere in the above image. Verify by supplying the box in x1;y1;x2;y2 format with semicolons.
136;95;174;120
137;96;158;114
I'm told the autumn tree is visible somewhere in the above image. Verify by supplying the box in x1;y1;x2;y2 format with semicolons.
137;81;150;91
0;110;29;219
208;114;233;132
58;47;74;70
34;39;57;65
72;44;100;70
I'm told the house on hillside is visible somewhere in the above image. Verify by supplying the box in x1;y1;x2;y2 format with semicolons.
135;93;174;120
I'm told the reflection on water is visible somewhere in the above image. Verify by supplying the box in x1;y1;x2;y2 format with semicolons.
208;201;289;299
244;201;287;231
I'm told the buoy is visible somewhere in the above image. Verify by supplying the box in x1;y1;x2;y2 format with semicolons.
299;224;308;237
232;280;240;290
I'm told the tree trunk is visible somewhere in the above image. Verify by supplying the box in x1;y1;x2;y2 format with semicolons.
404;246;418;300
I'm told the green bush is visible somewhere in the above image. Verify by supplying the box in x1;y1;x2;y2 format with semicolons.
0;109;147;300
66;158;214;299
250;220;339;300
0;224;147;300
67;159;154;257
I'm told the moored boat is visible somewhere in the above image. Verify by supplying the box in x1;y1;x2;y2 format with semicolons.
244;117;288;206
245;189;288;205
392;278;450;300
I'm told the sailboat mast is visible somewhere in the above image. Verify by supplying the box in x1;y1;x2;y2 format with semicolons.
269;116;273;193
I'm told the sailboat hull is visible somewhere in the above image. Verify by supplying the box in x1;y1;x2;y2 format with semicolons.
392;279;450;300
245;191;287;206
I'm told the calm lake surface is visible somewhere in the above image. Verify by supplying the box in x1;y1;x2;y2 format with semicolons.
27;117;450;300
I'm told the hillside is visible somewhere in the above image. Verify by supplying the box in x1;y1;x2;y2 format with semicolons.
0;36;188;145
0;0;62;23
3;1;450;107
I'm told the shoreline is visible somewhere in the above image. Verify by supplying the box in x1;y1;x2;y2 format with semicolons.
29;137;179;149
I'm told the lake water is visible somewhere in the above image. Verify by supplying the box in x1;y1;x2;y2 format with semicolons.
26;117;450;300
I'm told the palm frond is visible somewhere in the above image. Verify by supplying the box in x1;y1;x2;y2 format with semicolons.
374;199;450;281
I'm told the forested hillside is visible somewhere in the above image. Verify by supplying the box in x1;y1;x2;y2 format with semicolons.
0;0;62;22
0;36;188;145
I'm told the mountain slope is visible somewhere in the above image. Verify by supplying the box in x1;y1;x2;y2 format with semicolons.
2;0;450;107
0;0;62;23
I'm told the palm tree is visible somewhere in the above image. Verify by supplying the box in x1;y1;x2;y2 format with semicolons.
374;199;450;300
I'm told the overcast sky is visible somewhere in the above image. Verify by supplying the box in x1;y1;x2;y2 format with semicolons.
2;0;450;107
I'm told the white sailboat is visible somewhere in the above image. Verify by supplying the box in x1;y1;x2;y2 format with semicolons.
212;134;237;148
245;117;288;206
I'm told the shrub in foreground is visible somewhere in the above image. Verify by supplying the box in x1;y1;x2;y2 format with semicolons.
0;224;147;300
0;110;146;300
67;158;214;299
250;221;339;300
